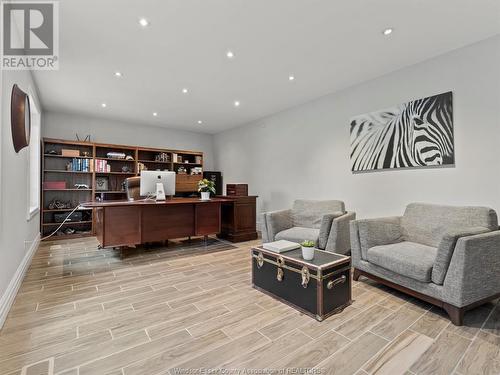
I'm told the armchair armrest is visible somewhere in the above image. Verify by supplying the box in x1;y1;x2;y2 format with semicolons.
432;227;491;285
261;209;293;243
350;221;362;266
442;230;500;307
355;217;404;260
318;211;344;249
324;211;356;254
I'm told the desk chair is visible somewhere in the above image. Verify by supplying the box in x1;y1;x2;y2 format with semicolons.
125;176;143;201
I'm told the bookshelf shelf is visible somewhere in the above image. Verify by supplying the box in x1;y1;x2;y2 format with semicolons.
95;172;136;175
43;208;92;212
95;157;136;162
43;188;92;192
44;170;92;174
42;221;93;227
95;191;127;194
138;159;172;164
49;233;93;240
44;154;92;159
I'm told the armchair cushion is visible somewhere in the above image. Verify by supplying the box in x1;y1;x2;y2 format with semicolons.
275;227;320;245
367;241;437;283
292;200;345;229
357;217;403;259
431;226;491;285
401;203;498;247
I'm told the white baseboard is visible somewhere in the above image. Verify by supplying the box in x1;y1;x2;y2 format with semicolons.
0;233;40;328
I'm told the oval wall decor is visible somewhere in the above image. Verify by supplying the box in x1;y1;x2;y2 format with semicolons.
10;84;31;153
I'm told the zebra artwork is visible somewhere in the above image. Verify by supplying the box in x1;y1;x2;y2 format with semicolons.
350;92;454;172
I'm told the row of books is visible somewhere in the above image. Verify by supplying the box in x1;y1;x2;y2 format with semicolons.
95;159;112;173
70;158;91;172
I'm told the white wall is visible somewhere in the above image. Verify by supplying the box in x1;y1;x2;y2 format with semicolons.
42;112;216;170
0;67;43;319
213;36;500;222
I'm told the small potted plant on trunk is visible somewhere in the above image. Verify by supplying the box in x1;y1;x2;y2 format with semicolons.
301;240;315;260
198;178;216;200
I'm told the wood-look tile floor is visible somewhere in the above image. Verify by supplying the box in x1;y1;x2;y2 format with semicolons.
1;237;499;375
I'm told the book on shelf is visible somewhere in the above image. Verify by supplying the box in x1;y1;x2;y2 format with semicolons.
95;159;112;173
70;158;90;172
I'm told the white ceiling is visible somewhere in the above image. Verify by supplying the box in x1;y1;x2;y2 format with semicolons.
33;0;500;134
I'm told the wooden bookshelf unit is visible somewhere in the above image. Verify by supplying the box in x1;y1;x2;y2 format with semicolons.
42;138;204;240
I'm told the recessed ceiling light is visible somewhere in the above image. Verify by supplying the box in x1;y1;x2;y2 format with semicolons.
153;112;158;117
226;50;234;59
139;18;149;27
197;120;203;124
114;71;122;78
234;100;240;107
101;103;107;108
182;88;188;94
382;28;393;36
288;75;295;81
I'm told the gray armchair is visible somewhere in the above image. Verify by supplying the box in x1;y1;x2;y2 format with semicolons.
261;199;356;255
351;202;500;325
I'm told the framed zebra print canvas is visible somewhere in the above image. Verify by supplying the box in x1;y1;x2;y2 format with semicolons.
350;91;454;172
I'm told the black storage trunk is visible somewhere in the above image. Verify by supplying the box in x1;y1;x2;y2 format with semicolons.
251;246;351;321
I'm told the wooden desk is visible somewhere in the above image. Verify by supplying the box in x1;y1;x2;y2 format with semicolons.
81;198;223;248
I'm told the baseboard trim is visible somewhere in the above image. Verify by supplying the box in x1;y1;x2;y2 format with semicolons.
0;232;40;329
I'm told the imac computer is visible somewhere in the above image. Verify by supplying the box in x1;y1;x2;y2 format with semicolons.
140;171;176;200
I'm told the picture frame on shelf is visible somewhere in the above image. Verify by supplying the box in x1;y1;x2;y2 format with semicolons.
96;176;109;191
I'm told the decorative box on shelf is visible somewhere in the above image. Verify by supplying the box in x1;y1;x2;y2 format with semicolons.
227;183;248;196
61;149;80;157
43;181;66;190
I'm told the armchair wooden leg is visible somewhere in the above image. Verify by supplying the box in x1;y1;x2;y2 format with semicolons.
353;268;361;281
443;303;465;326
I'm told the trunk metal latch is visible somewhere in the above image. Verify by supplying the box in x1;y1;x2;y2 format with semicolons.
301;266;310;288
276;256;285;281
